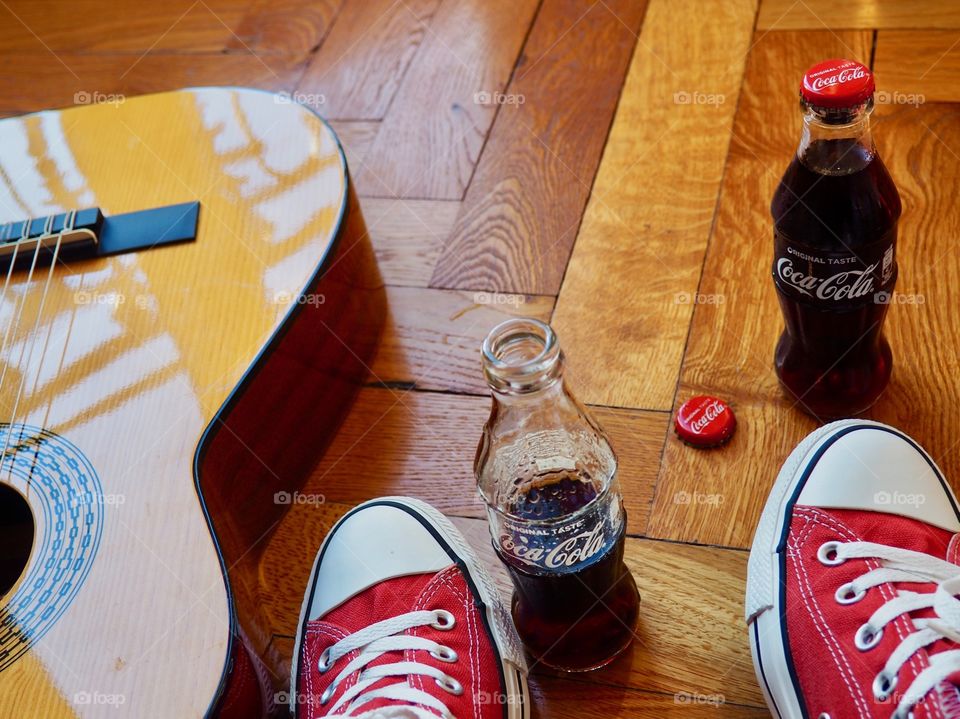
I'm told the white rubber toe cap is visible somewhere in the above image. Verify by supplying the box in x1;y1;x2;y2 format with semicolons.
308;503;454;620
796;424;960;532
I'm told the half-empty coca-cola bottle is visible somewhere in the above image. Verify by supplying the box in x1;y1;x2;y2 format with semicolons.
475;318;639;672
772;59;901;418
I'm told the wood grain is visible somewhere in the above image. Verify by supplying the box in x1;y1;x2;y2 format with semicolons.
298;0;442;120
260;503;355;652
550;0;757;411
370;287;554;393
356;0;540;199
757;0;960;29
329;120;380;172
429;0;648;295
261;510;760;708
0;0;247;52
875;31;960;103
0;54;302;114
360;198;460;286
527;678;767;718
279;388;667;530
227;0;342;58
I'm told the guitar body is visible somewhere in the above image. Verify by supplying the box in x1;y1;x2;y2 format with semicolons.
0;88;384;717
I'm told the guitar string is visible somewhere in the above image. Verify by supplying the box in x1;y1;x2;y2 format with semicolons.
0;216;46;427
0;214;67;487
0;214;51;480
6;228;67;493
0;219;28;409
1;218;66;489
19;212;77;463
28;212;78;438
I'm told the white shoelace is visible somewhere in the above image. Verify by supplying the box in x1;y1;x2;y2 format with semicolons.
315;608;463;719
821;540;960;719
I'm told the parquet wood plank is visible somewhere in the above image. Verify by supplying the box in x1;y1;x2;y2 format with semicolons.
550;0;757;412
370;287;554;393
428;0;647;295
875;31;960;103
356;0;540;200
360;198;460;286
527;678;767;717
757;0;960;30
281;388;666;530
298;0;442;121
329;120;380;173
227;0;342;58
0;0;246;53
0;54;302;114
261;509;760;707
644;32;960;551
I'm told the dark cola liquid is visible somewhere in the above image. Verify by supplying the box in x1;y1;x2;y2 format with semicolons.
495;475;639;671
772;138;901;418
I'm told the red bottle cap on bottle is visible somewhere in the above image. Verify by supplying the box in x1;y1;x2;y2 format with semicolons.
675;396;736;448
801;59;874;109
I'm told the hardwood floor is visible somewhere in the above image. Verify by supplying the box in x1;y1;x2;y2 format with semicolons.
5;0;960;716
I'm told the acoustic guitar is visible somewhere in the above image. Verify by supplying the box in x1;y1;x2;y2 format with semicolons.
0;87;384;717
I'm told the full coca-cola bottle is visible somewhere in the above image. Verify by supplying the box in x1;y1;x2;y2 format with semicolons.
772;59;901;418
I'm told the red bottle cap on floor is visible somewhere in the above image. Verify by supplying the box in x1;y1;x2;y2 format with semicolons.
675;396;736;448
801;59;874;108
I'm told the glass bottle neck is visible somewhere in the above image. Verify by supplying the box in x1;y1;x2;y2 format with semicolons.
797;101;875;176
490;373;567;409
481;318;563;395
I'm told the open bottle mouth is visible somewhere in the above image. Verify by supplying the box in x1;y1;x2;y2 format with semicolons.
481;318;562;394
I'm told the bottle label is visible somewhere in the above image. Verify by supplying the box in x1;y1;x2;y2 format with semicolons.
490;485;624;575
773;230;896;308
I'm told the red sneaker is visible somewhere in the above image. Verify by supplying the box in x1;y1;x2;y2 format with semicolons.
290;497;529;719
747;420;960;719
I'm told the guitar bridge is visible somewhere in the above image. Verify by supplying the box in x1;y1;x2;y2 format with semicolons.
0;201;199;272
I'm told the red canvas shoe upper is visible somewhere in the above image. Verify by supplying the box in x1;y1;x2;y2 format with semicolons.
291;498;526;719
755;423;960;719
295;567;505;719
786;506;960;719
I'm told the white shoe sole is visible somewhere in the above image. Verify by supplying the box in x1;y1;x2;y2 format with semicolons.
745;419;889;719
290;496;530;719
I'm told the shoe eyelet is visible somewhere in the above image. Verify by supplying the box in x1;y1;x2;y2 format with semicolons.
818;714;832;719
430;645;458;663
817;541;845;566
855;623;883;651
320;684;335;705
834;583;866;605
435;675;463;696
431;609;456;630
318;648;333;673
873;670;897;701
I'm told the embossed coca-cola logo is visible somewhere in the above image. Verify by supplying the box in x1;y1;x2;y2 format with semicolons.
499;522;606;570
690;400;724;432
777;258;877;302
810;65;866;91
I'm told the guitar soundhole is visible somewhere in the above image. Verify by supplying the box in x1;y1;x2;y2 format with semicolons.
0;483;33;597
